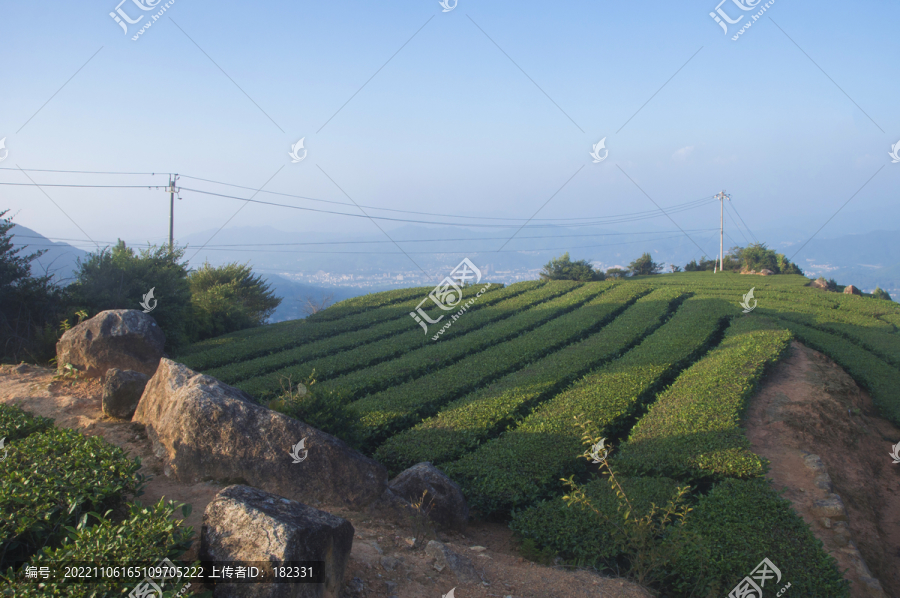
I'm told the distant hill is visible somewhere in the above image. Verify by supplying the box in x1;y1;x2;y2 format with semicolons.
7;224;89;285
262;274;371;323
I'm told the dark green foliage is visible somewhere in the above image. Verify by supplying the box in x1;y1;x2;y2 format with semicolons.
664;478;849;597
614;316;792;482
0;210;67;364
0;498;200;598
730;243;803;275
683;257;717;272
510;476;682;568
872;286;892;301
605;268;628;280
628;253;664;276
67;240;193;349
187;260;282;341
0;426;142;570
0;404;53;442
540;253;604;281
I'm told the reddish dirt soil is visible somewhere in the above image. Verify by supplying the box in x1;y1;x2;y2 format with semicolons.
745;341;900;598
0;364;651;598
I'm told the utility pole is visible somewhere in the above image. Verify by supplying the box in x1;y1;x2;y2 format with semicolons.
715;190;731;272
168;174;179;253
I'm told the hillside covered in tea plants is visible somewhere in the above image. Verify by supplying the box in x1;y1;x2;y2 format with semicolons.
173;273;900;596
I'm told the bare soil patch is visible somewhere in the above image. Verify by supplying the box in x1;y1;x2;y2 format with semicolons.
0;364;651;598
745;341;900;598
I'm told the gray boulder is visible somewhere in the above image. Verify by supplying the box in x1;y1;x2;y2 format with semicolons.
425;540;480;585
56;309;165;378
102;368;150;419
759;269;775;276
133;359;388;508
200;485;354;598
388;462;468;531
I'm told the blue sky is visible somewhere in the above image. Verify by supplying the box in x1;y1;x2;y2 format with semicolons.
1;0;898;255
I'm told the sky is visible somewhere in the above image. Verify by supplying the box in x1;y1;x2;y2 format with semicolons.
1;0;898;266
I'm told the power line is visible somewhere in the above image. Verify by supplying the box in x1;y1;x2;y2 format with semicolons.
728;197;759;244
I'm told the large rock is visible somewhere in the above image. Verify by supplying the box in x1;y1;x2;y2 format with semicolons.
133;359;388;508
56;309;165;378
102;368;149;419
759;269;775;276
810;278;830;290
424;540;480;585
200;485;354;598
843;285;861;295
388;462;468;531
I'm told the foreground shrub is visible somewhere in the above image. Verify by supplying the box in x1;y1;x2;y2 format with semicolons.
0;427;142;570
664;478;849;597
0;404;53;443
0;498;200;597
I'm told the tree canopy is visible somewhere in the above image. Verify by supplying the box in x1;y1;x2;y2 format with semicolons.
540;252;605;281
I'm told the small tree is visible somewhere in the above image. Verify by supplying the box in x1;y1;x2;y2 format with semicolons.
540;252;605;281
188;261;282;340
872;287;892;301
606;268;628;280
684;257;716;272
670;264;682;273
628;253;664;276
300;292;335;317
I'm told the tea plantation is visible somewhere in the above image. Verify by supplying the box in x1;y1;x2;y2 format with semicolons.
169;272;900;595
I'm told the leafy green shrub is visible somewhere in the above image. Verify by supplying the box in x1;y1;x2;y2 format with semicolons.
0;405;53;443
0;498;201;598
511;475;681;569
872;286;892;301
0;427;142;569
663;478;849;597
540;253;605;281
628;253;664;275
266;374;363;449
614;317;792;482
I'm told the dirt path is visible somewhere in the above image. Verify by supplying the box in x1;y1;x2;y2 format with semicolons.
0;364;651;598
745;341;900;598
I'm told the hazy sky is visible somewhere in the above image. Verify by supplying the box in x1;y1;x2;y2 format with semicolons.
2;0;898;257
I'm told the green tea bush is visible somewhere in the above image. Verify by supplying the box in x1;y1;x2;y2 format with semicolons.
0;405;53;443
1;498;200;598
663;478;849;597
614;316;792;482
0;427;142;570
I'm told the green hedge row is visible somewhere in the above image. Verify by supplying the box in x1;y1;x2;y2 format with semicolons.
768;317;900;426
664;478;849;597
0;425;143;571
0;405;53;443
175;285;433;357
374;287;683;473
444;296;736;516
308;281;585;403
178;283;502;371
1;499;198;598
614;316;792;482
510;476;681;567
234;280;554;403
204;283;509;384
349;282;637;451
